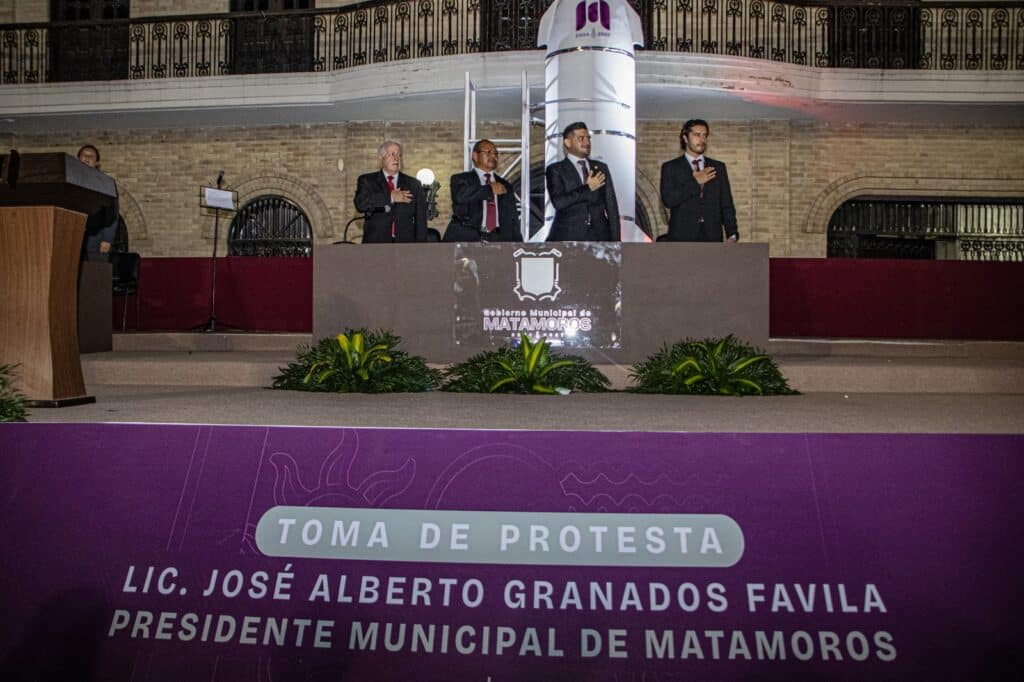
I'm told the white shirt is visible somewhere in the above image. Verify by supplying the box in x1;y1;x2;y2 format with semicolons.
474;167;499;229
566;153;590;183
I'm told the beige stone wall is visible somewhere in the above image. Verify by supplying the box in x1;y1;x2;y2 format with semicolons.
133;1;226;18
787;122;1024;256
10;119;1024;258
0;0;47;23
131;0;365;15
129;1;362;17
0;0;363;22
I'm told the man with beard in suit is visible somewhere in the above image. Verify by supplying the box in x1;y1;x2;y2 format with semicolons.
545;121;620;242
660;119;739;243
443;139;521;242
353;140;427;243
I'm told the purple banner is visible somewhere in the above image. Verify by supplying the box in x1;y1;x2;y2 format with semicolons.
0;424;1021;680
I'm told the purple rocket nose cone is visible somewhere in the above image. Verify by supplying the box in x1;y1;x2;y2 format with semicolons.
576;1;612;31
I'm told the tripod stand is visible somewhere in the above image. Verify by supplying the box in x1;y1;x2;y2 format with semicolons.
196;174;238;333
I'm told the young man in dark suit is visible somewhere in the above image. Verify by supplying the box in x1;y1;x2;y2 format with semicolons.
353;140;427;243
660;119;740;243
545;122;620;242
443;139;521;242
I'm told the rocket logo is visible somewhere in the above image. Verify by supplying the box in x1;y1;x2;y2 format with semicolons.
575;0;611;31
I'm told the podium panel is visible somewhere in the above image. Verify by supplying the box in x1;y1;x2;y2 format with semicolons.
0;152;115;406
314;243;769;364
78;261;113;353
0;206;93;405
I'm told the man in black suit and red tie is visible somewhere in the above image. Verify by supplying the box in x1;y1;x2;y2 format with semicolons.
353;140;427;243
443;139;522;242
660;119;740;243
545;121;620;242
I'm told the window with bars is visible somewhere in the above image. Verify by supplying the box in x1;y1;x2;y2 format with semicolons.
828;198;1024;261
227;0;314;74
228;195;313;257
49;0;130;81
229;1;311;11
51;0;130;21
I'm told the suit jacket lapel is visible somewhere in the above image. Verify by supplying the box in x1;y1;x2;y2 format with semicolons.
564;157;583;188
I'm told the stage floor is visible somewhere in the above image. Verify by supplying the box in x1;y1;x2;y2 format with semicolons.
23;384;1024;433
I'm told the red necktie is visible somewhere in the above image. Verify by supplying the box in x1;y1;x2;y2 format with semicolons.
386;175;396;239
484;173;497;232
579;160;589;183
692;159;703;198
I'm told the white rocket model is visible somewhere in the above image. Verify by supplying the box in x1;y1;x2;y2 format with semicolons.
537;0;646;242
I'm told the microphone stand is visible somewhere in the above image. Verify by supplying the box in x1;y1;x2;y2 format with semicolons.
197;173;232;333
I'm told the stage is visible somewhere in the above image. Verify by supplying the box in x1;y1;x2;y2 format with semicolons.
20;331;1016;432
18;383;1024;433
3;332;1023;681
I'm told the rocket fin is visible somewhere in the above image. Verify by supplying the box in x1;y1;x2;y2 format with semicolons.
537;2;557;48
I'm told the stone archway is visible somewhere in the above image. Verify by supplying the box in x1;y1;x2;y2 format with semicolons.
116;184;149;248
635;167;665;240
802;174;1024;235
216;173;335;241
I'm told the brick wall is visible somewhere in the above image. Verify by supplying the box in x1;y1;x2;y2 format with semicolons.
131;1;367;17
133;1;225;18
0;0;46;23
10;119;1024;257
0;1;364;22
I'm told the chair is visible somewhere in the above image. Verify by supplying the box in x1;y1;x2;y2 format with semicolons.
338;215;364;244
110;251;140;332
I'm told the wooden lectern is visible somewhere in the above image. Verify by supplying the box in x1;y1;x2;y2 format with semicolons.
0;152;118;406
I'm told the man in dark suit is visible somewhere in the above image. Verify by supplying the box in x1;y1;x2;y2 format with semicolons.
545;122;620;242
353;140;427;243
77;144;120;262
660;119;739;243
443;139;521;242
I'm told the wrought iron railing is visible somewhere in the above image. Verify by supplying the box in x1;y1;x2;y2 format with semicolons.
828;199;1024;261
229;195;313;257
1;1;1022;84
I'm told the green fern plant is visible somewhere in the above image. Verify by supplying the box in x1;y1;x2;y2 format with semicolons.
307;331;392;384
0;363;28;422
272;329;441;393
630;335;798;396
442;333;610;394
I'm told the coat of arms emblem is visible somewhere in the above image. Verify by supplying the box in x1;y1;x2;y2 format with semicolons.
513;248;562;302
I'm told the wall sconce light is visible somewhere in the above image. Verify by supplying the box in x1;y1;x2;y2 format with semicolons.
416;168;440;221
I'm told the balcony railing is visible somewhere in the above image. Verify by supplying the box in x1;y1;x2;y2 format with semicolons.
1;1;1022;84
